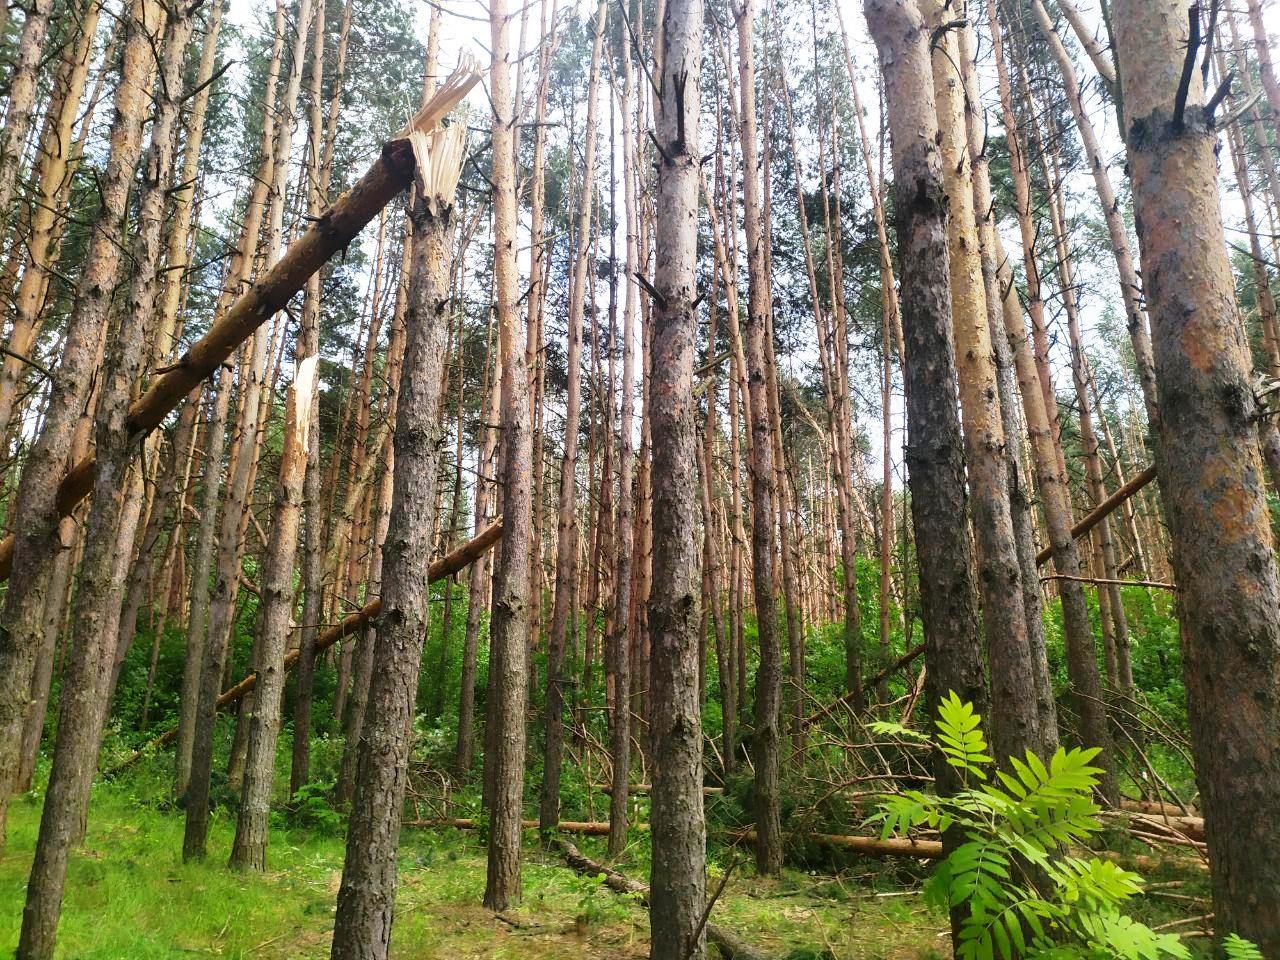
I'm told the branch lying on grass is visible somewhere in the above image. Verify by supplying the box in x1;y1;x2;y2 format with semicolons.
555;839;778;960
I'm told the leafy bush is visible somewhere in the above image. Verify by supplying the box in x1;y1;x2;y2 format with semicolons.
870;694;1250;960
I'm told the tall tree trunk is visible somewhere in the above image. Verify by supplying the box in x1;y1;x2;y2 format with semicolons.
647;0;707;950
229;358;316;870
957;20;1057;755
481;0;533;910
987;0;1112;772
289;0;329;798
607;36;640;858
329;126;461;959
919;0;1042;765
456;312;500;776
182;0;294;856
1113;1;1280;950
864;0;988;938
176;376;232;797
736;0;783;877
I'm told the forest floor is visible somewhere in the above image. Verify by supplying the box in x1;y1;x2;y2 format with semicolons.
0;783;951;959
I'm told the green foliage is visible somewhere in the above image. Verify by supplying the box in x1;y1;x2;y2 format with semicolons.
277;779;343;835
872;694;1190;960
1222;934;1264;960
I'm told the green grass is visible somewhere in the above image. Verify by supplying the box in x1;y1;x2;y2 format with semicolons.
0;779;951;959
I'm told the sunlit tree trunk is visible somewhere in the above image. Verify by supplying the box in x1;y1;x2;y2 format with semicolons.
1113;0;1280;949
919;0;1041;765
0;0;161;852
482;0;533;909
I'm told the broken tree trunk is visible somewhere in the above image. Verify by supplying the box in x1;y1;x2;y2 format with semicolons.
0;66;480;583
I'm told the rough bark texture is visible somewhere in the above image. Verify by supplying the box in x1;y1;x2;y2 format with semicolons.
647;0;707;951
865;0;987;941
607;39;640;859
737;0;783;879
176;374;232;796
0;0;102;443
0;0;159;851
329;166;455;960
289;0;329;798
919;0;1039;765
987;0;1116;780
482;0;533;911
229;361;315;871
958;22;1057;756
1113;0;1280;949
0;0;53;233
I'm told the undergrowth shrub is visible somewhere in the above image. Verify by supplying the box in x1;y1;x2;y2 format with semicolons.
870;694;1256;960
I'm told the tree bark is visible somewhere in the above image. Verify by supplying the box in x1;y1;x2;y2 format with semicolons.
919;0;1041;765
176;375;232;797
0;0;103;443
0;0;160;852
481;0;533;911
647;0;706;950
17;1;181;950
735;0;784;878
330;129;459;956
289;0;329;798
229;359;316;870
864;0;988;938
607;38;641;858
1112;1;1280;950
0;0;54;235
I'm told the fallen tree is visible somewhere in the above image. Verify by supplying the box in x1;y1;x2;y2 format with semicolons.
1035;463;1158;566
801;643;927;730
108;520;501;772
0;64;481;582
555;839;777;960
408;815;942;859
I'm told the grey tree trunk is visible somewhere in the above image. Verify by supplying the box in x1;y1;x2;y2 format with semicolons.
176;374;231;797
540;0;606;837
647;0;707;949
864;0;988;939
329;131;459;959
229;357;316;870
17;2;186;950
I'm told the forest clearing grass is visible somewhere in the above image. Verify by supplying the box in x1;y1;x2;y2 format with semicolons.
0;779;951;958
